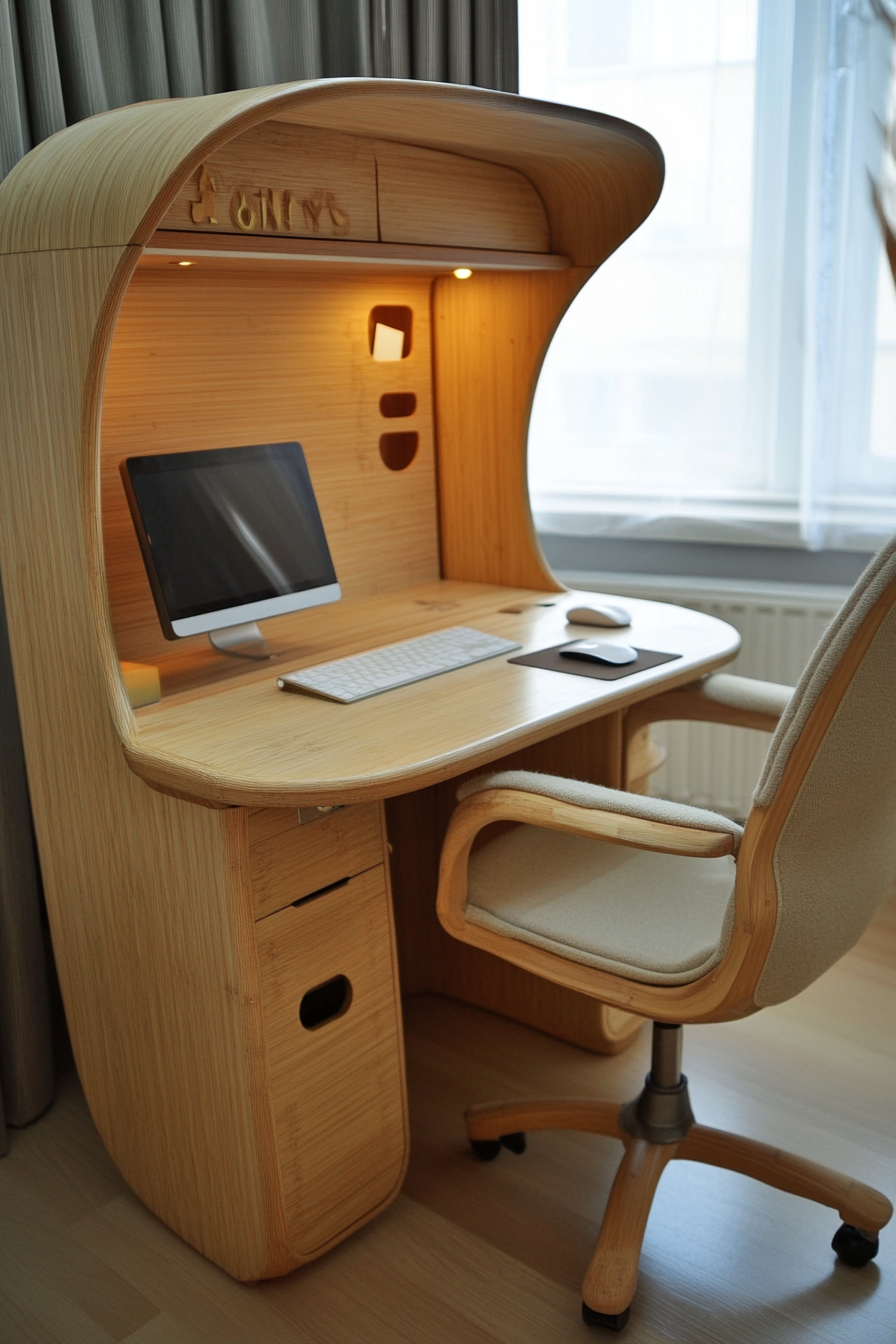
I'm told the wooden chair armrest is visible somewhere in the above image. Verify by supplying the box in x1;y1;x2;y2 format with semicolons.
437;785;737;940
625;672;794;738
454;787;737;856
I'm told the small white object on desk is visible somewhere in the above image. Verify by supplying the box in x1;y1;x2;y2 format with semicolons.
566;603;631;629
559;640;638;666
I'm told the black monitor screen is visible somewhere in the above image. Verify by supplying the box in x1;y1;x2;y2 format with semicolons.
121;442;338;634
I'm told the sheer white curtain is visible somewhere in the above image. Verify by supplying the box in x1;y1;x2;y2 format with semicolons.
521;0;896;553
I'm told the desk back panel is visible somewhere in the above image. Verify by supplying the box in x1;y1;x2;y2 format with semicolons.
101;266;440;663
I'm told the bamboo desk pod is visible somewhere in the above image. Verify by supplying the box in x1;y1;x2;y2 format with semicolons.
0;81;740;1279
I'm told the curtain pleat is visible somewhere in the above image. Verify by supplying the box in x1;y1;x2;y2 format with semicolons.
1;0;518;178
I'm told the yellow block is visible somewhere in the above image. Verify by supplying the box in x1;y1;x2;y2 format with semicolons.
119;660;161;709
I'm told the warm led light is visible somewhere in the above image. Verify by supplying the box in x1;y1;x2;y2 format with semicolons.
178;260;194;267
453;267;472;279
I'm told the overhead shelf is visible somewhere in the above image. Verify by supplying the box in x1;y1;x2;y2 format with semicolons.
144;230;571;271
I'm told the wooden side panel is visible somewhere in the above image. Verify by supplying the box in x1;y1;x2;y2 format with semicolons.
158;122;378;242
433;267;590;592
0;248;292;1280
256;864;408;1256
249;803;385;919
100;267;440;663
375;142;549;252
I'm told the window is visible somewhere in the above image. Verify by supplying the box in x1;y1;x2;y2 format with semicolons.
520;0;895;552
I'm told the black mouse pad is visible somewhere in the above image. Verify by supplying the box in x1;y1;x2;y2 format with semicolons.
509;643;681;681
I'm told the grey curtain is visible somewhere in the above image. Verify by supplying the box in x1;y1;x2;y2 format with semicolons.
1;0;518;178
0;0;517;1137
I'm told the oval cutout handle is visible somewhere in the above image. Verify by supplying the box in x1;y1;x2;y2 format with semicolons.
299;974;353;1030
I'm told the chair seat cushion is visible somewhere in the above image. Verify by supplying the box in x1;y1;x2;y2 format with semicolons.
466;825;737;985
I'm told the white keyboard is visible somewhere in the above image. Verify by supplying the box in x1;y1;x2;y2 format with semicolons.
277;626;521;703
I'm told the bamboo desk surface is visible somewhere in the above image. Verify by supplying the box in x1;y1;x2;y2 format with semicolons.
126;581;741;808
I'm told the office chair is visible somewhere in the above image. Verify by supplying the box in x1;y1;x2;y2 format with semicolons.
436;539;896;1330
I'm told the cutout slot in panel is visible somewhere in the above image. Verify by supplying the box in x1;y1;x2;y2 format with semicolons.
379;392;417;418
379;432;419;471
299;974;353;1030
369;306;412;359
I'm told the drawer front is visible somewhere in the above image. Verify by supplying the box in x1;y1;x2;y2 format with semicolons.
248;803;384;919
256;865;407;1256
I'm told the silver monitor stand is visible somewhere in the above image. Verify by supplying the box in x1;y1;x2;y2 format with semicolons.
208;622;270;660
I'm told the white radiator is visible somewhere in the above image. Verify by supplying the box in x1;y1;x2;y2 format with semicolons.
559;572;849;821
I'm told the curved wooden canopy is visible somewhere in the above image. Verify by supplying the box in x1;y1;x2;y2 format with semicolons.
0;77;663;263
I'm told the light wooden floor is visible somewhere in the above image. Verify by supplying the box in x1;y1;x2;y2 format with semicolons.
2;891;894;1344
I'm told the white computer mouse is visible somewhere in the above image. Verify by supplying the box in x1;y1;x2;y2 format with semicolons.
560;640;638;666
566;603;631;629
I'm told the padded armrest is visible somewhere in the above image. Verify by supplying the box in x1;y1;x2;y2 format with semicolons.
625;671;794;738
457;769;743;857
698;673;793;718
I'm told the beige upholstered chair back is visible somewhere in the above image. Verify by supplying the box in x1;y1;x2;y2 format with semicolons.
750;536;896;1006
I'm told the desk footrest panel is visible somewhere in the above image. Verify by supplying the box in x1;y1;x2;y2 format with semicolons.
256;864;407;1257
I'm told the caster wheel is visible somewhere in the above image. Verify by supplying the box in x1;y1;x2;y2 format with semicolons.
500;1131;527;1154
582;1301;630;1331
832;1223;879;1268
470;1138;501;1161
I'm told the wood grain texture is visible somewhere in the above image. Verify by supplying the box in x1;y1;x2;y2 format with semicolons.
145;230;570;271
256;860;408;1259
159;121;379;241
0;248;288;1280
0;80;661;264
465;1097;625;1140
101;266;440;663
375;141;549;252
582;1138;679;1316
123;586;738;808
440;788;738;868
678;1124;893;1232
248;803;385;920
433;268;589;591
625;725;667;794
0;80;666;1286
272;82;664;266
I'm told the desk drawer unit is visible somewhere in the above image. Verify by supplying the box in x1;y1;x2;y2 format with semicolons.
252;808;407;1258
248;803;384;919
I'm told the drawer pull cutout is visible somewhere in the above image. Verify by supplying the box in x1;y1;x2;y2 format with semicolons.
293;876;350;907
299;975;352;1030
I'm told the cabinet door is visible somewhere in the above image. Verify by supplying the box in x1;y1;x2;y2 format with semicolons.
256;865;407;1257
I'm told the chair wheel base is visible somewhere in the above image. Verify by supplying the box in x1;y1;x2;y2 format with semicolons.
832;1223;880;1267
582;1302;630;1331
470;1138;501;1160
469;1132;527;1160
500;1131;526;1154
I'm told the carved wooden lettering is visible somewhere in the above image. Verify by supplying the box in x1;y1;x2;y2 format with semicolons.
231;190;257;232
260;188;287;231
301;191;324;234
188;165;351;239
325;192;350;238
190;164;219;224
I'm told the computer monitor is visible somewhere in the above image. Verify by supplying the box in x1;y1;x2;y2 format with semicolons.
121;441;340;658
